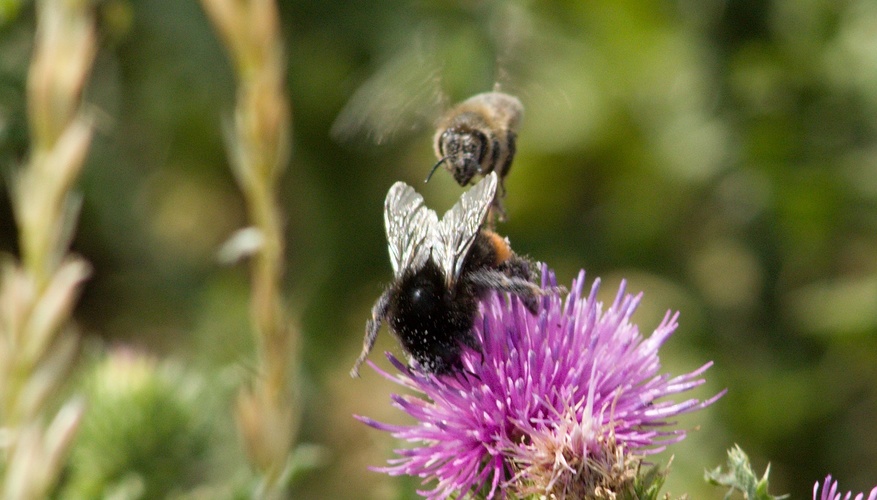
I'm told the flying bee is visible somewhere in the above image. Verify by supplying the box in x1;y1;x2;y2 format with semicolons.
427;91;524;224
350;172;556;377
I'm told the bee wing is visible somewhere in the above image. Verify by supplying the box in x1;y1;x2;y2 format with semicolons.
331;42;448;146
384;181;438;278
433;172;498;286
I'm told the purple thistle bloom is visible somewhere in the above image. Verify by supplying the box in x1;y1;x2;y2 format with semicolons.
814;476;877;500
356;268;725;499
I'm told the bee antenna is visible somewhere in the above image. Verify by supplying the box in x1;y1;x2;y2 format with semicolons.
425;156;450;183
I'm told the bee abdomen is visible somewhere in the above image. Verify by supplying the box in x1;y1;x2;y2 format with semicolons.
498;131;516;181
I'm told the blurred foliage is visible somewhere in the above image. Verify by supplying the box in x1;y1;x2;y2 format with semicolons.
1;0;876;498
59;349;210;499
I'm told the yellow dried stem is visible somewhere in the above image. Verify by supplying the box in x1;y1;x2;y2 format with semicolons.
0;0;95;497
26;0;96;154
23;259;90;365
200;0;298;494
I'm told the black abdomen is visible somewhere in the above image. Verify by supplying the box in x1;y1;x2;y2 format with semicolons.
388;262;478;374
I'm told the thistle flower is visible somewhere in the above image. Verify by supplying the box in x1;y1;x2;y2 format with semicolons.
814;476;877;500
357;268;725;499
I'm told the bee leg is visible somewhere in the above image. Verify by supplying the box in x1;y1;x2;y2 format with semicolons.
499;258;567;295
497;254;538;282
490;136;512;224
350;288;392;378
489;196;507;224
467;269;554;314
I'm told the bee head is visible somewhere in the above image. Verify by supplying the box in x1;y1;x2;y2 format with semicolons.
428;127;487;185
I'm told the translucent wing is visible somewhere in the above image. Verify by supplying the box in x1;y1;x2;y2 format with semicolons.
331;41;448;146
384;181;438;278
433;173;498;286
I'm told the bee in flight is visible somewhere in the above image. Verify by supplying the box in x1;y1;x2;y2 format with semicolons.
350;172;556;377
426;91;524;224
331;73;524;224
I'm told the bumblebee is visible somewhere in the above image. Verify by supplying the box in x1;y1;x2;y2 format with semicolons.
426;91;524;223
350;173;552;377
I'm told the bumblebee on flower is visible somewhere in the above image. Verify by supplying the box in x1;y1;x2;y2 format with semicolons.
357;267;724;499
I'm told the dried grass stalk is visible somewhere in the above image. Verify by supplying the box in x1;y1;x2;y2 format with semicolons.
0;0;96;497
200;0;299;496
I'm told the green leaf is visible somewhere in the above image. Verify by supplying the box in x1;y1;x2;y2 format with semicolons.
705;445;789;500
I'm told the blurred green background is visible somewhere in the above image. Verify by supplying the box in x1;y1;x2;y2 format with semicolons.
2;0;877;498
